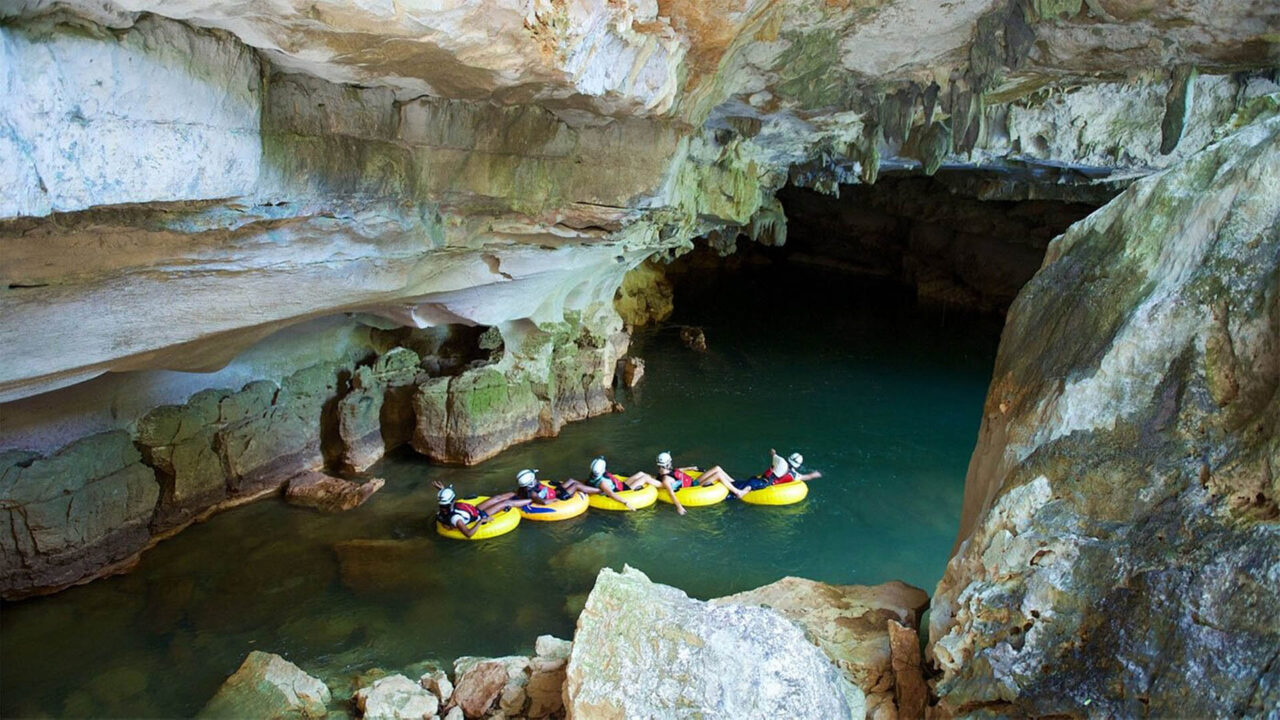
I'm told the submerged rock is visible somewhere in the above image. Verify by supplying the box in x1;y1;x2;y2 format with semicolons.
199;651;331;719
333;539;436;597
714;577;928;719
565;566;864;719
354;674;438;720
284;471;384;513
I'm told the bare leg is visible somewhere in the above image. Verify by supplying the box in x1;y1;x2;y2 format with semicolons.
662;478;687;515
561;479;590;495
478;494;531;514
700;466;746;498
627;471;658;490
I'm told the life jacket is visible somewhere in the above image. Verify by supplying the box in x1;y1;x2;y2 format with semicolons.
438;501;482;527
525;482;558;502
591;472;626;492
668;468;697;489
762;467;796;485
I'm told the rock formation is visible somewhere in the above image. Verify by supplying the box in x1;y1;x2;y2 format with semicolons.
565;566;865;719
284;471;385;513
1;13;1278;718
199;651;332;719
715;576;929;720
929;106;1280;717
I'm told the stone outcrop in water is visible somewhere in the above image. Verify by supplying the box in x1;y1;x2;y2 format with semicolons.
284;471;385;513
565;566;865;719
199;651;332;719
929;105;1280;717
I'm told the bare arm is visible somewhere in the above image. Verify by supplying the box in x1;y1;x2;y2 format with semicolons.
455;517;477;538
663;478;686;515
797;471;822;482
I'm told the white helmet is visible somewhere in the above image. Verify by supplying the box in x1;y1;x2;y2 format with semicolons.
517;468;538;487
656;451;673;469
772;454;790;477
788;453;804;469
590;457;607;477
437;486;457;504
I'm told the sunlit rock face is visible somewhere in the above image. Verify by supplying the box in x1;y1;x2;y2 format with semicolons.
0;0;1277;614
930;109;1280;717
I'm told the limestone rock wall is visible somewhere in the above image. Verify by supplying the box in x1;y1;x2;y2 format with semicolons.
929;105;1280;717
0;431;158;595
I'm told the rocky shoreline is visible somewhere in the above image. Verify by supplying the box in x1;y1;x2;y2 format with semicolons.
199;568;930;720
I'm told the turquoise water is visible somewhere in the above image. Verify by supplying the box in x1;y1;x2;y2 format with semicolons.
0;263;1001;718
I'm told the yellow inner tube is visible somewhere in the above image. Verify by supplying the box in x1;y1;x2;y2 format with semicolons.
586;478;658;511
740;480;809;506
436;496;522;540
656;470;729;507
520;485;589;522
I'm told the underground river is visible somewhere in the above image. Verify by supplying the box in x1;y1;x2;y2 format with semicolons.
0;263;1003;717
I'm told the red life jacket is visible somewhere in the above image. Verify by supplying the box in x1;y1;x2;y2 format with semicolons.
762;467;796;485
439;501;482;527
670;468;697;488
592;472;626;492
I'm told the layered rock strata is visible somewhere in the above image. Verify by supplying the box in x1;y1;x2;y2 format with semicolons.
930;105;1280;717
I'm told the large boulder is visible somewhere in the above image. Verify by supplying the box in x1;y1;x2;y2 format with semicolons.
930;106;1280;717
199;651;331;719
714;577;928;720
354;674;438;720
565;566;864;719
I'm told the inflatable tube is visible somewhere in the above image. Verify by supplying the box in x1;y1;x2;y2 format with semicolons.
587;479;658;511
436;496;522;540
656;470;729;507
740;481;809;506
520;486;589;522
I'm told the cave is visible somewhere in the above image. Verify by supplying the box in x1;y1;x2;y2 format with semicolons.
1;3;1278;719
